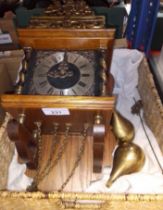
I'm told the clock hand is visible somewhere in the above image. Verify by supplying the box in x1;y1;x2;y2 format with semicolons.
63;52;68;62
58;52;69;73
48;52;74;78
47;70;73;79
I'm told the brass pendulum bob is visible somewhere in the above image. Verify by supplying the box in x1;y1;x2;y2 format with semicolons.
106;142;145;187
112;110;135;143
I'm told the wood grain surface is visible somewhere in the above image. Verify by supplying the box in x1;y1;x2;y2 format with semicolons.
26;127;116;192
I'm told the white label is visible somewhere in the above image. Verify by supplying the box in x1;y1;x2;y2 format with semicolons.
0;33;12;44
0;51;11;57
42;108;70;116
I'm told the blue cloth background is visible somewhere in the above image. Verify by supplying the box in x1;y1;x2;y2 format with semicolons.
125;0;160;55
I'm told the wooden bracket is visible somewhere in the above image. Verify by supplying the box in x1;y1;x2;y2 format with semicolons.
93;115;105;173
7;119;37;169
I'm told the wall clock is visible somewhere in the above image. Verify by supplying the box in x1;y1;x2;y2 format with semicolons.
1;28;116;177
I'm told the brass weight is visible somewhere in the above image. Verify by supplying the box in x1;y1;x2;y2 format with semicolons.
106;110;145;188
106;142;145;187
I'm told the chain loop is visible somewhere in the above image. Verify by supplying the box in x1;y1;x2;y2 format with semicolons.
59;126;88;192
27;124;88;192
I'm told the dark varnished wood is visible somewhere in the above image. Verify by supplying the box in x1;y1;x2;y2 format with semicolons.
93;124;105;172
7;119;37;169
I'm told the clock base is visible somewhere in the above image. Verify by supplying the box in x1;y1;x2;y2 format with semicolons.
25;129;116;192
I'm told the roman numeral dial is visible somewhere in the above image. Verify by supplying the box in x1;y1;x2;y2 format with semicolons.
32;51;95;96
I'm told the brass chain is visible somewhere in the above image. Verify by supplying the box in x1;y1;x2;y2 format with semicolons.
58;126;88;192
27;121;42;191
27;123;88;192
37;123;60;177
37;124;71;186
59;125;88;209
35;122;43;186
27;123;70;191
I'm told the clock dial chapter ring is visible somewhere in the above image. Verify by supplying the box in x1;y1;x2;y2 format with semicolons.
33;52;95;96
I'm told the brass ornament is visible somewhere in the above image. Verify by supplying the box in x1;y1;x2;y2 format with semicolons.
28;0;105;29
112;110;135;143
106;142;145;188
45;0;94;16
106;109;146;188
17;112;26;125
100;55;108;96
15;47;32;94
94;114;103;125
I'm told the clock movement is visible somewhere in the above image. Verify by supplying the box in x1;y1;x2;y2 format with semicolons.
0;0;116;192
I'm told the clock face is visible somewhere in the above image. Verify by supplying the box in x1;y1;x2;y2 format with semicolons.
24;50;101;96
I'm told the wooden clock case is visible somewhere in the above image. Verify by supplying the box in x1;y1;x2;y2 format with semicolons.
1;28;116;175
